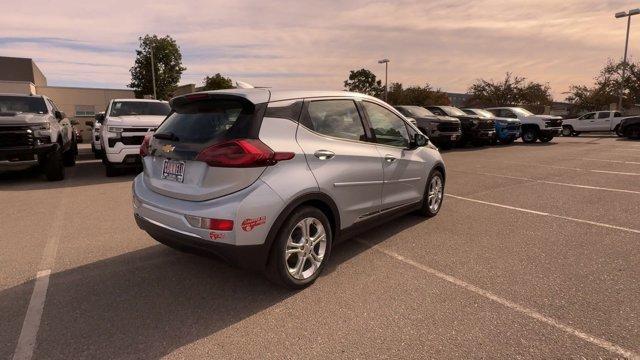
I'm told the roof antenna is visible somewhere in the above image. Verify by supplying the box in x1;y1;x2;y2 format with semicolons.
235;81;255;89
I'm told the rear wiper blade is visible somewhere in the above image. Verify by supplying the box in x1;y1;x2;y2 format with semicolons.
153;132;179;141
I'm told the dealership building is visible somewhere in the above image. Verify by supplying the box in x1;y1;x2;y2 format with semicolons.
0;56;135;141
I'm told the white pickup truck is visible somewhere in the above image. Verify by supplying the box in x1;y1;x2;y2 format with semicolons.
485;107;563;143
99;99;170;176
561;111;627;136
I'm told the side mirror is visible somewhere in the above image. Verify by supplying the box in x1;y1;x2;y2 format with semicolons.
95;113;105;123
411;133;429;148
70;119;79;126
85;120;94;127
54;111;65;120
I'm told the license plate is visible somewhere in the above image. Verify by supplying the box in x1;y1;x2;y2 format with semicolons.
162;160;185;183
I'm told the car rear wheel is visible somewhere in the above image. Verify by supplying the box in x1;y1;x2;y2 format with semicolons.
419;169;444;217
522;128;538;143
266;206;332;289
561;126;573;137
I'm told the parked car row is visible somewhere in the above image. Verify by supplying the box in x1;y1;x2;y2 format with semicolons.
394;104;564;147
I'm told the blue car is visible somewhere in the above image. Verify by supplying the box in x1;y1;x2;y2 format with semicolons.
462;108;521;144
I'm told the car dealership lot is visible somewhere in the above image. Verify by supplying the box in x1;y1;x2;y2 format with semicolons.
1;136;639;359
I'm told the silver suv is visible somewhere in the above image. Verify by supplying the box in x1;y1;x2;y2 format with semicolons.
133;89;446;288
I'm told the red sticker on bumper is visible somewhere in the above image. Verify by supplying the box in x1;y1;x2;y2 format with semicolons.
209;232;225;240
242;216;266;231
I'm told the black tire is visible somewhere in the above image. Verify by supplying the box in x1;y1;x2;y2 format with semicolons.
63;142;77;167
44;149;65;181
498;136;515;145
539;135;553;143
418;169;444;217
105;163;120;177
628;125;640;139
614;125;624;137
521;127;538;143
266;206;332;290
561;126;573;137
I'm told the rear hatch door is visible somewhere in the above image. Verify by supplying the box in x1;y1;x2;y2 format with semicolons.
143;93;269;201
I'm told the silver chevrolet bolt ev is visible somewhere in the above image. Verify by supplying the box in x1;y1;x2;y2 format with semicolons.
133;89;446;289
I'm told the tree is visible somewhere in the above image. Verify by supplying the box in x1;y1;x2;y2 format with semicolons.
386;82;450;106
129;34;186;100
465;73;553;112
343;69;384;97
202;73;234;91
565;59;640;112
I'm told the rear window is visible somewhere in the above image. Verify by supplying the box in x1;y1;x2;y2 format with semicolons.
109;101;170;117
0;96;47;114
156;99;257;144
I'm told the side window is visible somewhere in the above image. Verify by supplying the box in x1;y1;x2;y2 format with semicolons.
503;110;517;118
46;99;57;113
306;100;367;141
363;102;410;147
581;113;595;120
597;112;610;119
614;112;622;118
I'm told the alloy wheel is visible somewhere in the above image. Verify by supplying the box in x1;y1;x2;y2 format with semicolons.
285;217;327;280
428;175;444;213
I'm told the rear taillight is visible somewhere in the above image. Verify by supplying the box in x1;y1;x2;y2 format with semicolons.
185;215;234;231
195;139;294;168
140;133;152;157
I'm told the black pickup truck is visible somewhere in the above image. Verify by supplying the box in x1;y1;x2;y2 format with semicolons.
394;105;461;148
426;105;495;146
619;116;640;139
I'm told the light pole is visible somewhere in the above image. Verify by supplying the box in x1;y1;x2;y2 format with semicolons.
150;44;157;100
615;8;639;111
378;59;390;101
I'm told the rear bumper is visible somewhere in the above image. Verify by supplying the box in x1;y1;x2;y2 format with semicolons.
135;213;268;271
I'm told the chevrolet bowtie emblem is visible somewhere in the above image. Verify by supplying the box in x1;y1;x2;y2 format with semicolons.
161;144;175;153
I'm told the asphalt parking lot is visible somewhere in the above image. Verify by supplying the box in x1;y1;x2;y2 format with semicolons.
1;136;639;359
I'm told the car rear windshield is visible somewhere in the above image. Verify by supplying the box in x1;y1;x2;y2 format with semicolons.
109;101;170;117
155;99;258;144
0;96;47;114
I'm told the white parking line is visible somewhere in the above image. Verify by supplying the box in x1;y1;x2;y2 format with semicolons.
446;194;640;234
580;158;640;165
454;170;640;195
13;194;67;360
355;239;640;359
500;160;640;176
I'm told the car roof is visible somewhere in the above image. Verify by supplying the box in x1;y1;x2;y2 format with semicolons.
0;93;44;98
182;88;381;104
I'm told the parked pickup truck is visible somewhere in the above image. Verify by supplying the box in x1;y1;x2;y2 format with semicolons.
462;108;521;144
394;105;461;148
426;105;495;146
99;99;170;176
0;93;77;181
485;107;562;143
561;111;628;136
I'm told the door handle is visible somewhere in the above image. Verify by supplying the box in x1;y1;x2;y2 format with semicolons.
314;150;335;160
384;154;397;163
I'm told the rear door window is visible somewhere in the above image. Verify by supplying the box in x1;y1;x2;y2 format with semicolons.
363;101;410;148
305;100;367;141
597;112;610;119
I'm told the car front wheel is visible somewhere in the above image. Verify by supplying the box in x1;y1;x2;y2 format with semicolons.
267;206;332;289
521;128;538;143
419;169;444;217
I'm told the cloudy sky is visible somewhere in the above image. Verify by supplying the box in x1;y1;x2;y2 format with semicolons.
1;0;638;99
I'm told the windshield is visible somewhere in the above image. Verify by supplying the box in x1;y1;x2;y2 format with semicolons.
401;106;435;118
473;109;495;118
440;106;467;117
0;96;48;114
512;107;534;117
109;101;170;117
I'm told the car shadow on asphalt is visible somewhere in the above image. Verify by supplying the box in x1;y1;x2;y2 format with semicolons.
0;161;137;191
0;214;429;359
